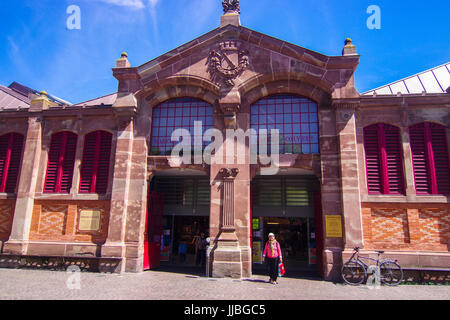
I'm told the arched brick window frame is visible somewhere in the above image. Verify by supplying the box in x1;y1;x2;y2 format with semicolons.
44;131;78;194
0;133;25;193
409;122;450;195
250;94;319;154
150;97;214;156
363;123;405;195
79;130;113;194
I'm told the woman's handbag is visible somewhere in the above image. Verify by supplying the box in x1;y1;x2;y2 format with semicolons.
278;262;286;277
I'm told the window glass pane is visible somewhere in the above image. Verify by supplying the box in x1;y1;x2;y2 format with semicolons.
250;95;319;155
151;98;213;155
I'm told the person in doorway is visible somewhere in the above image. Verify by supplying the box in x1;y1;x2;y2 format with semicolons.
262;233;283;285
178;241;187;264
195;232;208;267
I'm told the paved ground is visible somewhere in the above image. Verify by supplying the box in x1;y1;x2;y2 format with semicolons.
0;268;448;300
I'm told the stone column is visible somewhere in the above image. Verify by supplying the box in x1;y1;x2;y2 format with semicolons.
210;89;252;279
336;106;364;249
4;93;50;254
211;168;242;278
319;106;345;280
123;136;148;272
102;117;134;271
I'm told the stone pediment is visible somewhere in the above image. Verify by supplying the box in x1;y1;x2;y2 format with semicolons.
115;24;360;102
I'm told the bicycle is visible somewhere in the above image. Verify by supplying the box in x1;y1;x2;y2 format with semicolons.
341;247;403;286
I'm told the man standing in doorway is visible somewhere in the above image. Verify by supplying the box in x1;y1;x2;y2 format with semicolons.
195;232;208;268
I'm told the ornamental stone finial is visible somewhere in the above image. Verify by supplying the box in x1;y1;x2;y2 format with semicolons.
222;0;240;14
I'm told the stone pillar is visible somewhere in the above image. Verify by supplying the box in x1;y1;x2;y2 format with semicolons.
318;106;345;280
210;89;252;279
211;168;242;278
102;117;134;271
3;93;50;254
123;136;148;272
336;106;364;249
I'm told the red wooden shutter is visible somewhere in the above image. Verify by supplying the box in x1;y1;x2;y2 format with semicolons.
5;133;25;193
60;133;77;193
96;131;112;194
44;132;77;193
79;131;112;194
364;125;383;194
0;133;25;193
79;132;97;193
384;124;405;194
410;123;431;194
364;124;404;195
430;123;450;194
0;135;10;193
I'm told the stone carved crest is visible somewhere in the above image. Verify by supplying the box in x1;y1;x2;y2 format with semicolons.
208;41;249;87
222;0;240;14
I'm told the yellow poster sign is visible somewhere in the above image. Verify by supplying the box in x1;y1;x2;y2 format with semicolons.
325;215;343;238
252;241;263;264
79;210;101;232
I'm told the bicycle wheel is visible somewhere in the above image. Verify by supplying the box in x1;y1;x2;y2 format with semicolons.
380;261;403;286
341;260;367;285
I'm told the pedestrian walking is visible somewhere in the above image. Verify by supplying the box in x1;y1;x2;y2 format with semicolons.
262;233;283;285
194;232;208;267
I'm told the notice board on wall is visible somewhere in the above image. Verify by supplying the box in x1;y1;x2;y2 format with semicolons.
325;215;342;238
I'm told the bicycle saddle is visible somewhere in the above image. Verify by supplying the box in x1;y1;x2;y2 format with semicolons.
377;250;385;254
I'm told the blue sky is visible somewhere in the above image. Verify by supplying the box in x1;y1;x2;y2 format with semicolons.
0;0;449;104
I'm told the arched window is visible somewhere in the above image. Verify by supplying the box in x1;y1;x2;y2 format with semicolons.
250;94;319;154
0;133;24;193
44;131;78;194
150;98;213;156
410;122;450;195
79;131;113;194
363;123;404;195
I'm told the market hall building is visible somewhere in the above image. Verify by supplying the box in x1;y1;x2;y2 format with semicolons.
0;2;449;281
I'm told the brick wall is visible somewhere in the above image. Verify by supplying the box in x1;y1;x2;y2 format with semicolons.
362;204;450;252
29;201;110;244
0;200;15;241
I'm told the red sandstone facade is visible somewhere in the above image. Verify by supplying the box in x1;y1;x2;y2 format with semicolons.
0;11;448;281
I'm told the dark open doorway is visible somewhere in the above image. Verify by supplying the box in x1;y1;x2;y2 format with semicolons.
251;175;323;279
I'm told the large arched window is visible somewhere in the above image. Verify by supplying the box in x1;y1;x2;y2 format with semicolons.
0;133;24;193
250;94;319;154
363;123;404;195
410;122;450;195
79;131;113;194
150;98;213;156
44;131;78;194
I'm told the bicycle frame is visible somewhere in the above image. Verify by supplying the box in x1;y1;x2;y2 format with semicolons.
347;249;389;269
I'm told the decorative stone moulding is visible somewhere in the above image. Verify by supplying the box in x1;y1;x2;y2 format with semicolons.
219;168;240;179
222;0;240;14
208;40;250;88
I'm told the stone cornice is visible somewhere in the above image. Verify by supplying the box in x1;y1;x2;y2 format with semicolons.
359;93;450;108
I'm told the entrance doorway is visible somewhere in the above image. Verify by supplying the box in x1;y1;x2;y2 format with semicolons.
252;217;317;273
144;175;210;274
161;216;209;267
251;175;322;277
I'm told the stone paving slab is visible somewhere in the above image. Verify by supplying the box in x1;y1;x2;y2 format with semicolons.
0;269;448;300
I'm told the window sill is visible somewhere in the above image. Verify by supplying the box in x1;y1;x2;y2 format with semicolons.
362;194;449;203
34;193;111;201
0;193;17;200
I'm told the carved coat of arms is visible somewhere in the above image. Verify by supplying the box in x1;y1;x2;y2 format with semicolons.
207;41;250;87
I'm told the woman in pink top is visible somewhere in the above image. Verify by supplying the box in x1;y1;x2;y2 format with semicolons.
262;233;283;284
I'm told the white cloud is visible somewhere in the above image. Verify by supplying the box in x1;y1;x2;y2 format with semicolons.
98;0;145;9
97;0;159;9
